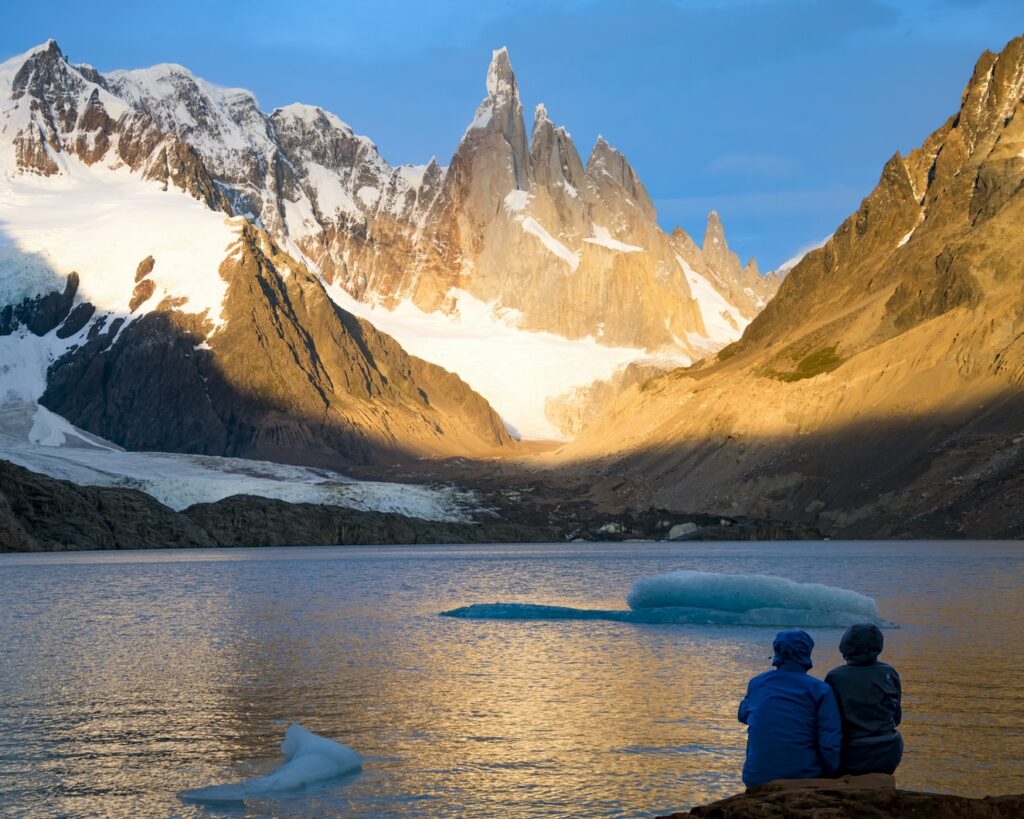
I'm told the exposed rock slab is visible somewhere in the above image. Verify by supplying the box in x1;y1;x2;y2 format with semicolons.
657;775;1024;818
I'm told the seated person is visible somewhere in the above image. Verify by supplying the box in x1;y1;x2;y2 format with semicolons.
738;629;842;787
825;623;903;776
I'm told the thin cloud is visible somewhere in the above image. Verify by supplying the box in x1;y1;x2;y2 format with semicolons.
706;152;797;179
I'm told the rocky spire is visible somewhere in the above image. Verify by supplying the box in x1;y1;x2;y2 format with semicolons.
462;47;531;190
584;136;654;216
702;210;742;280
529;103;585;192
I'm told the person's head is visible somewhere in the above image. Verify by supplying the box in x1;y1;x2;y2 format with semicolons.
771;629;814;670
839;623;884;666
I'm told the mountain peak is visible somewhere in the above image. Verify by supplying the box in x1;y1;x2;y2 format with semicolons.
486;46;516;103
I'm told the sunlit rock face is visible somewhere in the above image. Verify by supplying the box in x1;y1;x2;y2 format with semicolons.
555;34;1024;539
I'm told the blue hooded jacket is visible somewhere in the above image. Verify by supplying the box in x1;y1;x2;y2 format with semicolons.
738;630;842;787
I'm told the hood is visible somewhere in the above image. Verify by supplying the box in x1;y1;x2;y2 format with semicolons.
840;623;884;665
772;629;814;670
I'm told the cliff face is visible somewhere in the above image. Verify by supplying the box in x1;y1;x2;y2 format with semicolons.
34;224;511;466
555;35;1024;538
0;459;552;551
386;50;772;352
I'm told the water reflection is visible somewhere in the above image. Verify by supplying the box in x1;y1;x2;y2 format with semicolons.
0;542;1022;817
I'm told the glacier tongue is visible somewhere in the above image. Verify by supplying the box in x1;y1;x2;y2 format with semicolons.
0;391;480;521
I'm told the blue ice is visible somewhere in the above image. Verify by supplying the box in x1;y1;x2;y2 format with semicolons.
442;570;891;627
179;724;361;805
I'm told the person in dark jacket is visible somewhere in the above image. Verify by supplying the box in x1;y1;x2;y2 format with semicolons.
738;630;842;787
825;623;903;775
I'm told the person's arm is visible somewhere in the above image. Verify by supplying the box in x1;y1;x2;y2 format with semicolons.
738;682;752;725
893;669;902;727
816;686;843;777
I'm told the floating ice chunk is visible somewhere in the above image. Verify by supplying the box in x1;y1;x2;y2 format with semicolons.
442;570;890;628
626;570;878;618
179;724;361;805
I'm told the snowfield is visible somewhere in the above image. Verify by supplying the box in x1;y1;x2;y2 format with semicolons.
324;284;657;440
0;157;239;326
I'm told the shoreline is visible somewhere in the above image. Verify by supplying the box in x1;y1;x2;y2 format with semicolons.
0;458;819;551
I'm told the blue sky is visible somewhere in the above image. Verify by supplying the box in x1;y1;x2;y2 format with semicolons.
4;1;1022;268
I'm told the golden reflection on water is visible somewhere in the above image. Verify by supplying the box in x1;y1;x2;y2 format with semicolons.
0;543;1022;818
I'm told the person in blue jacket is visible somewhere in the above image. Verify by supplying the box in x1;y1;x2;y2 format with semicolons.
738;629;842;787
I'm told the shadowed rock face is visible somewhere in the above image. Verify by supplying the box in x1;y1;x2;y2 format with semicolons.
0;459;215;550
0;271;79;336
657;775;1024;818
552;34;1024;538
38;223;513;467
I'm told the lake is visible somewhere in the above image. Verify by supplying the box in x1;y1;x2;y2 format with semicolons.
1;541;1022;817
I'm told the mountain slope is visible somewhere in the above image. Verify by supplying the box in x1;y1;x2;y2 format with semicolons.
553;34;1024;538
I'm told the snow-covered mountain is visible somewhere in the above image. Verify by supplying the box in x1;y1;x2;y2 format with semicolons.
0;39;778;448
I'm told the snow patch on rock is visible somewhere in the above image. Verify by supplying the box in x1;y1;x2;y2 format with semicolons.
584;224;643;253
676;255;748;345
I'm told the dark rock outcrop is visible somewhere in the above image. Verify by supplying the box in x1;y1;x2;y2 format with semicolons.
0;460;555;552
566;507;821;542
0;459;215;550
657;775;1024;818
0;272;79;336
184;494;551;548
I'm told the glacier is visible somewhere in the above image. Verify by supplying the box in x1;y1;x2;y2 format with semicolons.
323;282;671;440
179;724;360;805
0;401;481;521
442;570;891;628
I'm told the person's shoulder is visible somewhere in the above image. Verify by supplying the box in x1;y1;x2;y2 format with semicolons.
825;664;850;682
747;669;775;687
875;660;900;679
804;674;833;695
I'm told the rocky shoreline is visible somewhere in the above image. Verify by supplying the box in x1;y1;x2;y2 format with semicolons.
658;775;1024;818
1;458;821;551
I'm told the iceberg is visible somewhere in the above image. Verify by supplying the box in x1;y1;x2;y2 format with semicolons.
179;724;361;805
442;570;891;628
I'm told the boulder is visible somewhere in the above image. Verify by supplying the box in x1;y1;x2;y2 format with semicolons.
656;775;1024;818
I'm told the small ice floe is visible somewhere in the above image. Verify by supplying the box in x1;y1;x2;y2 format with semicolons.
442;570;894;628
179;724;361;805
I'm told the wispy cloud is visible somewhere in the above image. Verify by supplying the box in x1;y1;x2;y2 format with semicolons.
706;152;797;179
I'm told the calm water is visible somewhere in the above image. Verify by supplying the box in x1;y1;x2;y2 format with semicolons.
1;541;1022;818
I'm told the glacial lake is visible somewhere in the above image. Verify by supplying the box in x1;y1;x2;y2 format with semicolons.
1;541;1022;817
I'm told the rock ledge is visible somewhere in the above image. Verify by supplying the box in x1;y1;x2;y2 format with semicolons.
657;775;1024;818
